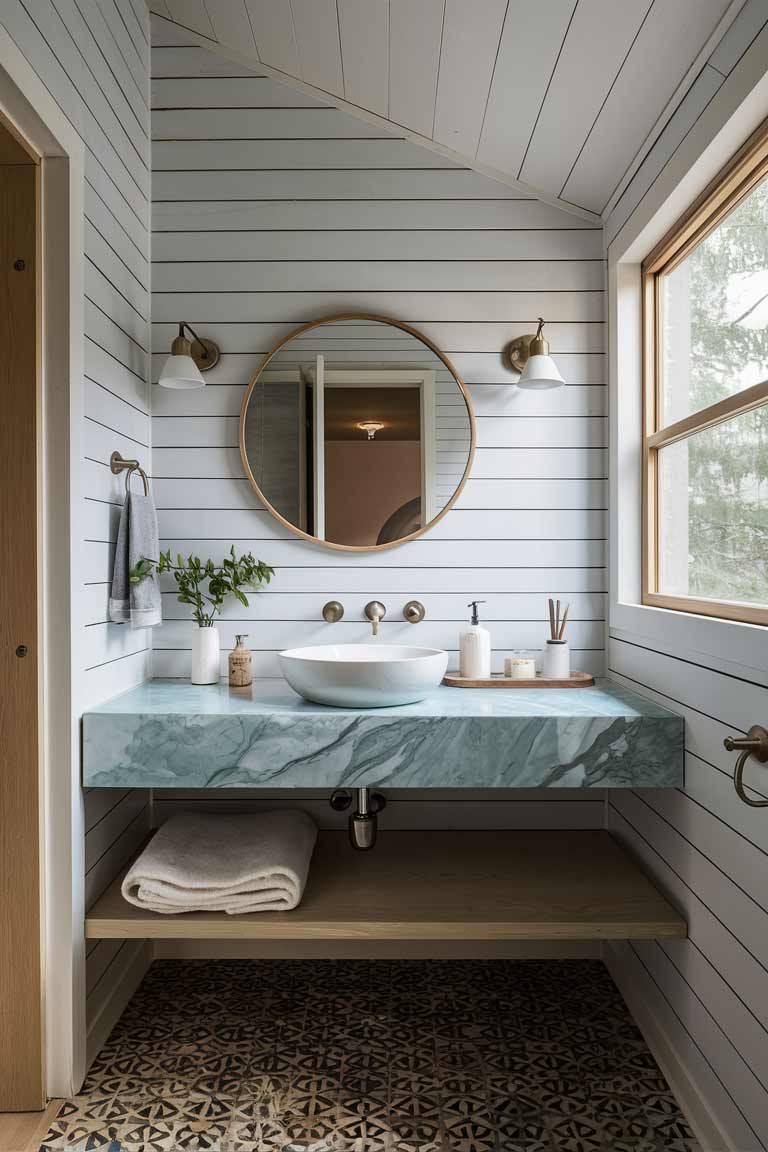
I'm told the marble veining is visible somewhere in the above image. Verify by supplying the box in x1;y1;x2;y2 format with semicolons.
83;679;683;790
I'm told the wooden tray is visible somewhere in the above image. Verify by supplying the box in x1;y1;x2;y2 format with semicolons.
443;672;595;689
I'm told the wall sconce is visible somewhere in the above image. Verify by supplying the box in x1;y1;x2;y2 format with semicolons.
357;421;384;440
159;322;220;389
506;318;565;390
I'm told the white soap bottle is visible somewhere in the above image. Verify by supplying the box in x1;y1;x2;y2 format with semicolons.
459;600;491;679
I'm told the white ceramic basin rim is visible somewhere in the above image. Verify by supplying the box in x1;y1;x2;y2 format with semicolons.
278;644;449;707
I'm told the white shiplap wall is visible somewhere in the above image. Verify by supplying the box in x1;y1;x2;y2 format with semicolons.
150;18;607;691
605;4;768;1147
0;0;153;1057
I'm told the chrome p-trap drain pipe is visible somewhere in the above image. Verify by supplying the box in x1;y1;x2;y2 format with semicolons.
329;787;387;850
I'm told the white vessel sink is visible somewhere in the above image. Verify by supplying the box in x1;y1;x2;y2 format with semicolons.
278;644;449;708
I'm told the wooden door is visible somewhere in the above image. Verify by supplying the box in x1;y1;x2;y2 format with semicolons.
0;123;44;1110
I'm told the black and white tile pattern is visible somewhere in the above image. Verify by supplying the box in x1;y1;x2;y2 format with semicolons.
39;959;699;1151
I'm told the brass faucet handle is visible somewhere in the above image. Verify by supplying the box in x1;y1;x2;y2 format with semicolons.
403;600;426;623
322;600;344;623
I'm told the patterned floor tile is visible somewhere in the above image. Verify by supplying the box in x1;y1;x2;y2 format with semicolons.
38;959;699;1152
496;1143;553;1152
497;1116;556;1147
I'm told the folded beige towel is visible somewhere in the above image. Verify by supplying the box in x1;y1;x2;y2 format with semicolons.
121;810;318;914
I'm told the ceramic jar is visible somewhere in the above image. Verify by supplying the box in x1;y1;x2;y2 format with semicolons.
543;639;570;680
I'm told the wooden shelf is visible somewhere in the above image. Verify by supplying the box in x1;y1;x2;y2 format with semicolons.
85;831;685;942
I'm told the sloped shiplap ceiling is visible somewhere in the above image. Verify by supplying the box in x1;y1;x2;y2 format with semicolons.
150;0;744;220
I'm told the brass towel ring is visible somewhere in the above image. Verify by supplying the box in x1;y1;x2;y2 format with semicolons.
723;726;768;807
125;466;149;496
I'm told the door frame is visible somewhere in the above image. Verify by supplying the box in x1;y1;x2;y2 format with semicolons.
1;119;42;1112
309;354;325;540
0;36;86;1096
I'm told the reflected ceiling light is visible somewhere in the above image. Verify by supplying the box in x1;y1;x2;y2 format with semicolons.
159;322;220;389
506;318;565;390
357;421;384;440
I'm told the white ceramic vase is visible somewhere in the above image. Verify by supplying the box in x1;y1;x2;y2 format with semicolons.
191;625;220;684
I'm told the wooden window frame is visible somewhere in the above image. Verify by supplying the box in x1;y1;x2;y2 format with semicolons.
642;116;768;627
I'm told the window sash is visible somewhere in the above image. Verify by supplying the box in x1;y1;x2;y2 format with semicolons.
648;380;768;451
641;116;768;627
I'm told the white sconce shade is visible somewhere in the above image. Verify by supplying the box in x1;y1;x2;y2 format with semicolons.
158;322;220;389
506;318;565;390
518;353;566;390
159;353;206;389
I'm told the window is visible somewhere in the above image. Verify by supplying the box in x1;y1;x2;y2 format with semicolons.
642;120;768;625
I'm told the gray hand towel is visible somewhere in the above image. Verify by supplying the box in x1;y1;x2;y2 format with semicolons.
121;810;318;914
109;491;162;628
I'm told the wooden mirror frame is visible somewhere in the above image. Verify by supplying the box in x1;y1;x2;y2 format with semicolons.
239;313;476;552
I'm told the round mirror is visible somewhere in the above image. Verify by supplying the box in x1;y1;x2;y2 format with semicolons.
239;315;475;551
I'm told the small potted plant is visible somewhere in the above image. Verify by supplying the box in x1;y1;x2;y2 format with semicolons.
131;547;273;684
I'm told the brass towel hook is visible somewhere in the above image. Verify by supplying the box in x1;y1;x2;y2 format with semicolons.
110;450;149;496
724;726;768;807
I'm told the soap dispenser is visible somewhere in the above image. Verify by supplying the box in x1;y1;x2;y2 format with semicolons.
459;601;491;679
228;634;253;687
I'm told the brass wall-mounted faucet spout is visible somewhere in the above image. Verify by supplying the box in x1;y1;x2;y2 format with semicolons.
364;601;386;636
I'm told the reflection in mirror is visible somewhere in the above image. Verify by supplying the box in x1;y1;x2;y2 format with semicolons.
240;317;474;550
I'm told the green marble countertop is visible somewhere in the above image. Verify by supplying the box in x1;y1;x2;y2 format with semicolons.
82;672;686;792
82;678;684;790
85;678;675;720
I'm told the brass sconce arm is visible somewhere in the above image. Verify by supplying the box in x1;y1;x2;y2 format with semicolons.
171;322;220;371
